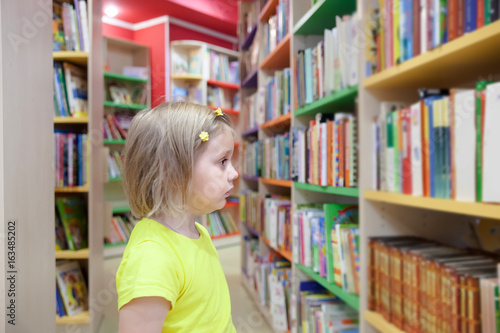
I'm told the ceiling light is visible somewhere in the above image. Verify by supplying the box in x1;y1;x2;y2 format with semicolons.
104;5;118;18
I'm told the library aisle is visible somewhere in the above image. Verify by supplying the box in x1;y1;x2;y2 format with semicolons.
98;244;273;333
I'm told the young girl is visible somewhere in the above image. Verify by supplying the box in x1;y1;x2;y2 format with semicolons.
116;102;238;333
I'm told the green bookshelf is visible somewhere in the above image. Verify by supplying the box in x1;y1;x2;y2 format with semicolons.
103;139;126;144
104;241;128;248
108;177;123;182
296;263;359;311
112;205;131;214
294;182;359;197
104;101;147;110
104;72;148;83
293;0;357;35
294;85;358;117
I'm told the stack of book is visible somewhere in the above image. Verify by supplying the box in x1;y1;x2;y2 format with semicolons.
298;280;359;333
372;83;500;203
264;68;291;122
56;261;88;318
291;112;358;188
103;114;128;141
262;0;290;57
53;62;88;117
368;236;500;332
294;13;358;109
54;131;88;188
263;196;291;253
106;151;123;180
261;133;290;180
293;204;360;294
240;191;262;233
55;197;88;251
104;212;138;245
209;51;239;84
242;141;262;178
52;0;90;52
199;211;239;238
207;87;237;109
106;80;147;106
366;0;500;76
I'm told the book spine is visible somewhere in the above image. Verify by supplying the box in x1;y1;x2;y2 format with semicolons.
478;0;486;27
457;0;465;36
413;0;421;57
465;0;477;32
449;0;458;41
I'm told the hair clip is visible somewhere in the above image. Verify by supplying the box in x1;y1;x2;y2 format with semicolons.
214;108;223;116
199;131;209;142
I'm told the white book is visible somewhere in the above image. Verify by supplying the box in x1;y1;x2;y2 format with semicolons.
292;213;300;263
321;122;327;186
336;16;348;89
79;1;90;52
482;82;500;202
324;29;333;96
380;102;405;192
332;27;341;92
453;89;476;202
349;14;358;87
317;42;324;98
421;0;428;53
433;0;440;48
410;102;423;196
373;119;379;190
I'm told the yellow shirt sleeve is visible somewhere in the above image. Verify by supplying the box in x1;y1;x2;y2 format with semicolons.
116;240;183;310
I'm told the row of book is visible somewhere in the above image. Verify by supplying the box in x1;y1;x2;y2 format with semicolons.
242;90;260;132
106;150;123;180
365;0;500;76
209;51;239;84
104;213;138;245
372;83;500;203
54;131;89;188
240;191;262;235
262;0;290;58
291;112;358;188
241;141;261;178
297;280;359;333
106;81;148;106
294;204;360;295
241;29;259;79
53;62;88;117
207;87;239;110
198;211;239;238
264;68;291;122
263;196;291;254
368;236;500;332
103;111;134;140
261;133;291;180
294;13;358;110
56;260;88;317
55;196;88;251
172;85;203;105
171;48;202;76
52;0;90;52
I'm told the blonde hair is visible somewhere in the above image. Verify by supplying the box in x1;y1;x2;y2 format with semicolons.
122;102;233;219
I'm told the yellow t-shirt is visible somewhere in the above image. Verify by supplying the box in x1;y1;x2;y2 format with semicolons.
116;218;236;333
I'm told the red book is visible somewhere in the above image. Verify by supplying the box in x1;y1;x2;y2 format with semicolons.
457;0;465;37
402;108;413;195
448;0;458;41
477;0;485;28
113;116;127;139
106;114;119;139
327;120;333;186
413;0;421;57
338;120;345;187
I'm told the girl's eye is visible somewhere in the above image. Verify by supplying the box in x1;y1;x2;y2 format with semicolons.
220;159;228;166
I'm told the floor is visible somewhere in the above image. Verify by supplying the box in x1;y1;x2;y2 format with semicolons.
98;244;273;333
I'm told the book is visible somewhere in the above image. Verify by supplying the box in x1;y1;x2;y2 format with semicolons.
63;62;88;117
56;260;88;316
55;197;88;250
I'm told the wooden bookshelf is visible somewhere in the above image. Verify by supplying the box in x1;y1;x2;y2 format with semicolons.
55;248;90;260
53;51;89;66
260;33;291;70
364;311;405;333
259;0;279;22
364;190;500;220
207;79;240;90
55;186;89;193
364;20;500;91
260;113;291;131
56;310;90;325
260;178;292;188
54;116;89;124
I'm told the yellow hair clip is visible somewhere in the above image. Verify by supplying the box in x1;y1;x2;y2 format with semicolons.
199;131;209;142
214;108;223;116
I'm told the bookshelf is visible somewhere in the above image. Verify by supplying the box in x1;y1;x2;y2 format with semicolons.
238;0;362;332
357;0;500;332
102;37;151;255
52;0;104;331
